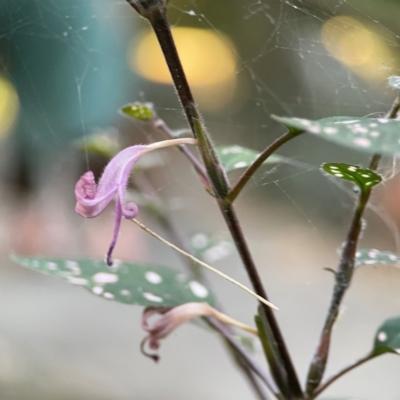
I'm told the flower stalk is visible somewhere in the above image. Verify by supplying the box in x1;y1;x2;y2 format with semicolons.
131;218;278;310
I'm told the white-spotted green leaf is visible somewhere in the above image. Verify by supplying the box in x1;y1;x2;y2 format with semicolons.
322;163;382;192
389;76;400;90
356;249;400;267
216;145;306;173
191;233;233;264
120;102;154;121
272;115;400;156
373;316;400;356
11;256;215;307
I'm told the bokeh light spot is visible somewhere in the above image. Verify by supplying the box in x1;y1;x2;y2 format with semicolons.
0;76;19;139
321;16;396;81
128;27;238;112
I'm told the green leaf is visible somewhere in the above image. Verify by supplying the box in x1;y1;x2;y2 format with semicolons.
11;256;215;308
322;163;382;192
216;145;300;173
120;102;154;121
373;315;400;356
191;232;233;263
356;249;400;267
389;76;400;90
272;115;400;156
74;130;120;159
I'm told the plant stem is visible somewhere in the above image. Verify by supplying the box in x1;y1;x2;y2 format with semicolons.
126;2;303;397
221;204;304;399
305;187;372;396
153;117;212;190
305;95;400;396
208;317;281;399
387;93;400;119
227;131;304;204
313;352;377;398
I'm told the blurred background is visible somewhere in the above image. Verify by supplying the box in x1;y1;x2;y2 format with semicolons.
0;0;400;398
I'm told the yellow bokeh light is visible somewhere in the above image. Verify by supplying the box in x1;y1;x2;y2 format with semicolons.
321;16;396;80
128;27;238;112
0;76;19;139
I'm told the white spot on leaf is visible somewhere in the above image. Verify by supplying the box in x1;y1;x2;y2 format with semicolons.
354;137;371;148
378;331;387;342
65;260;81;275
67;277;88;285
143;292;163;303
189;281;209;298
324;127;337;135
234;161;248;169
93;272;119;284
191;233;208;249
47;262;58;271
145;271;162;284
309;125;321;134
103;292;115;300
92;286;104;295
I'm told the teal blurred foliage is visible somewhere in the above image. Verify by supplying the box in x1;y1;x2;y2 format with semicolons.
0;0;136;183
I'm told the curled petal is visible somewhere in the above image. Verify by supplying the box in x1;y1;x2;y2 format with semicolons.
141;302;258;362
121;201;139;219
75;139;197;266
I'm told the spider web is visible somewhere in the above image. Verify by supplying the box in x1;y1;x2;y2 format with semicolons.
1;1;400;399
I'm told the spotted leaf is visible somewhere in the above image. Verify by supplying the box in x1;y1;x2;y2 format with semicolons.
191;232;233;264
11;256;215;307
373;316;400;356
272;115;400;156
120;102;154;121
216;145;305;173
355;249;400;267
322;163;382;192
389;76;400;90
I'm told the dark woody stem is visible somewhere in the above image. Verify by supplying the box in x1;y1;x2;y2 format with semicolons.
220;203;303;399
305;95;400;397
126;1;303;397
146;6;230;200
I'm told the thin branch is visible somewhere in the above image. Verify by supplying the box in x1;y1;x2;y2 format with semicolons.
153;118;211;188
305;96;400;396
130;218;278;310
305;161;376;396
386;93;400;119
207;317;281;399
227;130;304;204
313;352;377;398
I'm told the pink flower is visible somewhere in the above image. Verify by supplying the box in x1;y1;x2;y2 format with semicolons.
75;139;196;266
141;302;258;362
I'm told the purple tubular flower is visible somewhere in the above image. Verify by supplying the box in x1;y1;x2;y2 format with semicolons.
141;302;258;362
75;139;197;266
